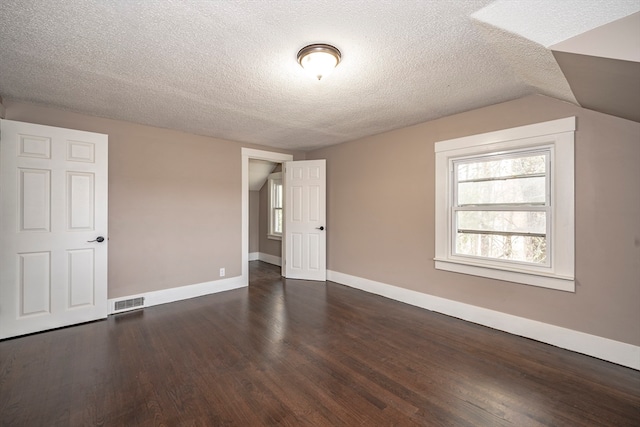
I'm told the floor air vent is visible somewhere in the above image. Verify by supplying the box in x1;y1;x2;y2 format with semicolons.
114;297;145;312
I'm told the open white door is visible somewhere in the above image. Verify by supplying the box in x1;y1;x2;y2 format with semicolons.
0;120;108;339
284;159;326;281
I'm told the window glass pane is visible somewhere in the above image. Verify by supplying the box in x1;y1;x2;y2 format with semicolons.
273;182;283;209
455;233;547;264
452;150;550;265
268;178;283;236
457;154;546;181
458;176;546;206
274;208;283;234
456;211;546;235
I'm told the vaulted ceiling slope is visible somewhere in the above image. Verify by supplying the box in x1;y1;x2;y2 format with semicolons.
0;1;638;151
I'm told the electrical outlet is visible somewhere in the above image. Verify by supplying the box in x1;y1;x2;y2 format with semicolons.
219;268;225;277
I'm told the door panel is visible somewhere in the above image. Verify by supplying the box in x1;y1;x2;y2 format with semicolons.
19;251;51;315
284;160;326;281
67;171;95;230
0;119;108;339
19;134;51;158
68;248;95;307
19;168;51;231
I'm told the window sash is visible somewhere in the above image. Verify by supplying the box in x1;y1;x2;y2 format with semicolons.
450;148;551;267
268;175;283;237
272;207;283;234
456;229;546;238
457;172;546;184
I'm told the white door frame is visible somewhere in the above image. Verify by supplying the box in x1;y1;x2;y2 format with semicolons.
241;148;293;285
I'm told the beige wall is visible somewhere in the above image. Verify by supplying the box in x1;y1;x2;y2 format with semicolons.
307;94;640;346
4;100;301;299
248;191;260;253
6;96;638;346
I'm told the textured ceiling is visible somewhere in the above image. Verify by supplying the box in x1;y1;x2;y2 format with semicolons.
0;1;638;151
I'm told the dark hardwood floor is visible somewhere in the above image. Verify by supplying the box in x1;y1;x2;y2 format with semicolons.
1;261;639;426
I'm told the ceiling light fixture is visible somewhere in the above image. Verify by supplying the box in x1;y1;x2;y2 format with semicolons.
297;44;341;81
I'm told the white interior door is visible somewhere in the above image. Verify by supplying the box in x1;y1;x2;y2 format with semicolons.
0;119;108;339
284;159;326;281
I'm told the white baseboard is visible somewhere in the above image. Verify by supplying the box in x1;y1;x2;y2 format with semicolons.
108;275;246;315
328;270;640;370
249;252;259;261
258;252;282;267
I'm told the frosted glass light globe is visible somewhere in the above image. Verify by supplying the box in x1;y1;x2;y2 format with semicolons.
297;44;341;81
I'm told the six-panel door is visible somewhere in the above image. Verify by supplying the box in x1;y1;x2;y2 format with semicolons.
284;160;326;281
0;120;108;339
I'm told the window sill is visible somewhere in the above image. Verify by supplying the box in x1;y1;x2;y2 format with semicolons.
434;258;574;292
267;234;282;241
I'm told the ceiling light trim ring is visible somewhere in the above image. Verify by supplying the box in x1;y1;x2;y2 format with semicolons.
296;44;342;66
296;43;342;80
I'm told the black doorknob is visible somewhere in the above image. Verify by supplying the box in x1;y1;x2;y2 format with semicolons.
87;236;105;243
316;226;325;231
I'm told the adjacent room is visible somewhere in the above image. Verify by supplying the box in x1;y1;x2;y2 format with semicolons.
1;1;639;425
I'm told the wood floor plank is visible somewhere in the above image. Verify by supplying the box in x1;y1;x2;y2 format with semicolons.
1;261;639;426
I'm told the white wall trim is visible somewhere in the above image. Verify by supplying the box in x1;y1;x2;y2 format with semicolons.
258;252;282;267
434;116;576;153
249;251;282;266
108;275;245;315
327;270;640;370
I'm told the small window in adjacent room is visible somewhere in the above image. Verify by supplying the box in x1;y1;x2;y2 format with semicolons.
434;117;576;292
268;172;283;239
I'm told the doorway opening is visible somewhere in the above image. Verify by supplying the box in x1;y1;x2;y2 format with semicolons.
241;148;293;286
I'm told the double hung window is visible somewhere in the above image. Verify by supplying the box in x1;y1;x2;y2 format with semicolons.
268;172;283;239
453;148;550;266
434;117;575;291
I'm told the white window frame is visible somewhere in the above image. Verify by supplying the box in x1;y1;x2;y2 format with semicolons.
267;172;283;240
434;117;575;292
